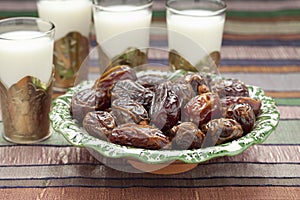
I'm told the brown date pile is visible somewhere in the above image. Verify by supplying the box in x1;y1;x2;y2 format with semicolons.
71;65;262;150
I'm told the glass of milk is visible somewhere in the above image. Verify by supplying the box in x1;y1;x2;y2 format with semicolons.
0;17;55;144
37;0;92;91
166;0;226;69
92;0;153;60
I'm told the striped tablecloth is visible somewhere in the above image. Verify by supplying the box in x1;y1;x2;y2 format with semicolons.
0;0;300;199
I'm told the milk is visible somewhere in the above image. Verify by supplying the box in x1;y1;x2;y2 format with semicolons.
37;0;92;40
0;31;54;88
167;9;225;65
93;5;152;58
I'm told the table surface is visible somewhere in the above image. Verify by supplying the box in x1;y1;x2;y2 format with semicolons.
0;0;300;199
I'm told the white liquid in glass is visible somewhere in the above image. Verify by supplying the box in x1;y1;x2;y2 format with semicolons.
167;9;225;64
37;0;92;40
0;31;54;88
93;5;152;58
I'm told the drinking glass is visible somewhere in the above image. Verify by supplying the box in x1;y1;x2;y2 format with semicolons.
0;17;55;143
37;0;92;91
92;0;153;60
166;0;226;68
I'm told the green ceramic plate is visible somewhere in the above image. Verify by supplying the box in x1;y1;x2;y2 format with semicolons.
49;80;280;164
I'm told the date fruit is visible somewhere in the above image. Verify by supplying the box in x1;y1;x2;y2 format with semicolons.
183;73;210;95
93;65;137;93
111;79;153;111
201;118;243;147
71;88;110;123
171;82;195;109
169;122;205;150
83;111;116;141
221;96;261;116
226;103;256;134
150;81;181;132
111;99;149;126
181;92;223;127
109;124;170;150
136;74;166;92
210;78;249;98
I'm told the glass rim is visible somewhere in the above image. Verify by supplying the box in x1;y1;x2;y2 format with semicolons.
0;17;55;41
166;0;227;17
92;0;153;13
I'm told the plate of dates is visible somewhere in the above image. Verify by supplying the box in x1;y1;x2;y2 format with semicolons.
50;60;280;174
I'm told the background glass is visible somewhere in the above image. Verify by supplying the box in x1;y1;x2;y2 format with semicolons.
37;0;92;91
92;0;153;59
166;0;226;68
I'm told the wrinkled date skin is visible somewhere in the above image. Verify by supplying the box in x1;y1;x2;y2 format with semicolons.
201;118;243;147
171;82;195;109
83;111;117;141
210;78;249;98
136;74;166;92
182;92;223;128
183;73;210;95
109;124;170;150
111;79;154;111
169;122;205;150
111;99;149;126
150;81;181;132
226;103;256;134
71;88;110;124
221;96;262;116
93;65;137;93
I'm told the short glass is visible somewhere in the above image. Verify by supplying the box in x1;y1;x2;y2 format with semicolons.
0;17;55;144
166;0;227;68
37;0;92;91
92;0;153;61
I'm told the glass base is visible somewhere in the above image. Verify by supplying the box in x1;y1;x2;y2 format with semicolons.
3;131;52;144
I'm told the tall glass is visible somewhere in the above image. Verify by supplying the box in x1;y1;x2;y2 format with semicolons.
0;17;55;144
166;0;226;68
92;0;153;63
37;0;92;91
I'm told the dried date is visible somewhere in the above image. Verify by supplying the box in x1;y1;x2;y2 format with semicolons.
221;96;261;116
109;124;170;150
111;99;149;126
71;88;110;123
169;122;205;150
93;65;137;93
136;74;166;91
226;103;256;134
83;111;116;141
150;81;181;132
111;79;153;110
210;78;249;98
183;73;210;95
171;82;195;108
181;92;223;127
201;118;243;147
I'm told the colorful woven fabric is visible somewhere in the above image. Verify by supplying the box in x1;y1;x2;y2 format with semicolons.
0;0;299;199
